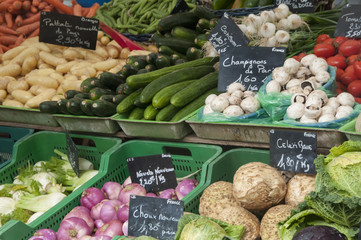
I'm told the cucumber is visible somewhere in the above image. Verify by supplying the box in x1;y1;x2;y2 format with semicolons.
196;19;210;33
139;65;214;104
116;88;143;114
158;11;199;32
80;77;98;93
195;34;209;48
155;36;198;55
145;64;157;72
152;80;196;109
171;27;197;42
170;54;181;65
144;105;159;120
121;64;138;77
90;87;115;101
74;92;90;100
91;100;117;117
128;107;145;120
193;5;218;20
171;88;219;122
146;53;158;64
133;59;148;70
123;83;136;95
171;72;218;107
158;46;186;59
64;90;81;99
80;99;94;116
156;104;180;121
39;101;60;114
66;98;84;115
186;47;203;61
126;57;219;89
155;55;171;69
57;99;69;114
134;97;148;108
164;32;172;38
98;72;125;89
113;94;127;105
99;94;115;102
127;55;147;65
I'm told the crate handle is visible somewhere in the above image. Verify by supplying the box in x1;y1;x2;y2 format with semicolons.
162;146;192;157
0;132;11;139
70;137;97;148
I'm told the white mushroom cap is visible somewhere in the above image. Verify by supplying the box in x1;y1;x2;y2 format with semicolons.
300;54;317;67
273;68;291;86
286;79;302;90
325;97;340;109
227;82;245;94
210;96;229;112
205;94;217;105
300;115;318;123
266;80;281;93
283;58;301;74
304;107;322;119
240;96;260;113
291;93;307;104
223;105;244;117
308;90;328;106
315;71;331;84
318;114;336;123
336;105;354;119
295;67;312;79
203;104;214;115
305;95;323;109
287;103;305;119
337;92;355;107
321;105;336;116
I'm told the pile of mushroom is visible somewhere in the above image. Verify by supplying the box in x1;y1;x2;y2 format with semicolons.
266;54;331;95
286;91;355;123
203;82;261;117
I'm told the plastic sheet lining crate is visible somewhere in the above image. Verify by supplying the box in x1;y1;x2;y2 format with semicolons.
0;126;33;169
0;131;121;240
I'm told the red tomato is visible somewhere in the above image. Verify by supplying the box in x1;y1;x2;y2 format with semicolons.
347;80;361;97
327;55;346;69
345;65;356;74
341;71;358;86
354;61;361;79
314;43;336;58
338;40;361;57
346;55;361;66
316;34;330;44
334;36;348;48
292;55;300;61
336;88;344;95
355;97;361;104
336;68;345;81
323;38;335;46
337;81;347;91
298;52;306;60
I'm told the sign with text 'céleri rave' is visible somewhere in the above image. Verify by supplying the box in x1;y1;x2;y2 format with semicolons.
128;195;184;240
126;154;178;193
218;46;286;92
39;11;99;50
334;4;361;39
275;0;314;13
208;12;249;54
269;129;317;174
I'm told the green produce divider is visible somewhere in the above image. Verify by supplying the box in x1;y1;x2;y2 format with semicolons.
0;126;34;169
339;118;361;141
0;131;122;240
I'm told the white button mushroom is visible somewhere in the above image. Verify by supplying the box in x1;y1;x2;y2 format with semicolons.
321;105;336;116
325;97;340;109
286;79;302;90
228;95;242;105
210;96;230;112
227;82;246;94
287;103;305;119
308;90;328;106
301;80;316;96
291;93;307;104
219;92;231;100
295;66;312;80
266;80;281;93
223;105;244;117
283;58;301;74
318;114;336;123
309;57;328;75
203;104;214;115
240;96;260;113
231;90;244;99
300;54;317;67
337;92;355;107
288;86;303;94
205;94;217;105
273;68;291;86
304;106;322;119
336;105;354;119
315;71;331;84
300;115;318;123
305;95;323;109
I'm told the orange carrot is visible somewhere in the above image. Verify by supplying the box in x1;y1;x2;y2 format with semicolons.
25;12;34;18
14;34;23;46
38;1;47;9
0;13;4;25
30;5;38;13
12;0;22;10
82;7;90;16
0;35;17;45
0;44;10;52
22;11;40;24
4;12;13;28
0;2;11;12
43;5;52;11
0;25;18;35
32;0;39;7
22;0;31;10
7;5;21;14
43;0;73;15
17;21;39;35
28;27;39;37
15;14;22;26
73;3;82;16
86;2;99;18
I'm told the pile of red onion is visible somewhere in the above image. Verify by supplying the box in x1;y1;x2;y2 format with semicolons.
30;177;198;240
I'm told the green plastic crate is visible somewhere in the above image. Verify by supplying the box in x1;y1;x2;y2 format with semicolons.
0;140;222;240
339;118;361;141
0;131;121;240
0;126;34;169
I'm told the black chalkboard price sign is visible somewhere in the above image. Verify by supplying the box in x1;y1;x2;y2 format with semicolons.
269;129;317;174
170;0;190;14
275;0;314;13
334;4;361;39
218;46;286;92
126;154;178;193
39;11;99;50
208;12;249;54
128;195;184;240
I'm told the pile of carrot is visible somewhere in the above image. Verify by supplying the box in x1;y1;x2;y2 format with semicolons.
0;0;100;53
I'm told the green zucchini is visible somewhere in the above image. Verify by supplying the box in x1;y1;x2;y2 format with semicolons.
74;92;90;100
98;72;125;89
145;64;157;72
39;101;60;114
123;83;136;95
170;54;181;65
127;55;148;65
99;94;115;102
128;107;145;120
113;94;127;105
209;18;219;29
171;27;197;42
116;83;126;95
89;87;115;101
139;65;214;104
57;99;69;114
212;0;234;9
134;96;148;108
196;19;210;33
171;72;218;107
64;90;81;99
186;47;203;61
91;100;117;117
66;98;84;115
80;99;94;116
152;80;196;109
137;69;150;74
171;88;219;122
146;53;158;64
193;5;218;20
158;11;199;32
80;77;98;93
90;78;107;89
121;64;138;77
155;55;171;69
175;59;187;65
116;88;143;114
155;36;198;55
195;34;209;48
144;105;159;120
155;104;180;121
126;57;219;89
158;46;186;59
133;59;148;70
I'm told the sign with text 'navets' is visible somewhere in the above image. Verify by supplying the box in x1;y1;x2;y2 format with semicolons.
334;4;361;39
218;46;286;92
269;129;317;174
275;0;314;13
39;11;99;50
128;195;184;240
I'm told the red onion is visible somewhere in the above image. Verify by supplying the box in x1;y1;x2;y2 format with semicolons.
122;220;128;236
95;220;123;238
81;188;106;210
175;179;199;200
56;217;92;240
33;229;57;240
77;236;92;240
78;236;112;240
64;208;94;229
99;200;122;223
122;176;132;187
94;219;105;229
101;182;123;200
159;189;178;200
29;237;45;240
116;204;129;222
118;183;146;204
91;199;109;220
146;192;158;198
71;206;91;216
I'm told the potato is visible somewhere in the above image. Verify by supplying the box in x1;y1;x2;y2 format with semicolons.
128;50;151;57
56;61;80;73
97;31;104;40
61;79;82;92
5;95;14;100
64;74;78;82
0;89;7;101
7;80;29;94
71;66;96;77
95;42;108;58
56;86;64;94
30;68;55;76
26;75;59;89
12;90;34;104
63;48;83;60
107;40;122;49
0;64;22;77
0;76;16;90
120;48;130;59
20;36;39;46
92;59;118;71
21;56;38;76
33;42;51;52
2;46;26;61
50;72;64;83
108;65;123;74
233;162;287;211
25;88;56;108
100;36;110;45
50;48;65;58
38;63;54;69
3;99;24;108
285;174;315;208
10;47;39;65
106;45;120;59
51;95;63;101
39;51;67;67
29;85;49;95
260;205;293;240
84;51;104;61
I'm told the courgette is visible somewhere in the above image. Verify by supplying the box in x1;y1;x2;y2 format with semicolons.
171;27;197;42
92;100;117;117
155;55;171;69
90;87;115;101
171;88;219;122
175;59;187;65
64;90;81;99
126;57;219;89
145;64;157;72
80;99;94;116
134;96;148;108
155;104;180;121
90;78;107;89
158;11;199;32
209;18;219;29
127;55;148;65
121;64;138;77
39;101;60;114
195;34;209;48
186;47;203;61
139;65;214;104
57;99;69;114
123;83;136;95
144;105;159;120
116;83;126;95
155;36;198;55
170;54;181;65
193;5;218;20
98;72;125;89
116;88;143;114
128;107;145;120
80;77;98;93
137;69;150;74
158;46;186;59
258;0;273;6
66;98;84;115
133;59;148;70
113;94;127;105
196;19;210;33
243;0;259;7
171;72;218;107
99;94;115;102
146;52;158;64
74;92;90;100
152;80;196;109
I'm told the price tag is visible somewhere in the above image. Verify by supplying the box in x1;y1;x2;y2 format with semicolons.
170;0;190;14
126;154;177;193
128;195;184;240
269;129;317;174
334;4;361;39
275;0;314;13
39;11;99;50
218;46;286;92
208;12;249;54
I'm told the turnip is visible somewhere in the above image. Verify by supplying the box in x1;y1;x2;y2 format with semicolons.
285;174;315;207
228;96;241;105
227;82;245;94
